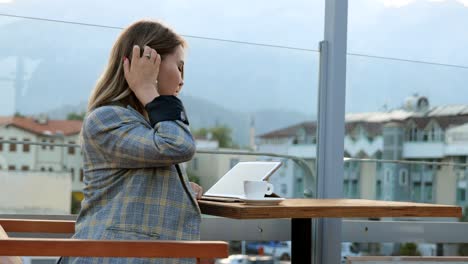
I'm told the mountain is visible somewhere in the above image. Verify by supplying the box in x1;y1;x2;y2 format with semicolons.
46;95;312;147
47;101;88;120
183;95;313;147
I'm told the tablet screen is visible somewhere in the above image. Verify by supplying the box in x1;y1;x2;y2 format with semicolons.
203;161;282;199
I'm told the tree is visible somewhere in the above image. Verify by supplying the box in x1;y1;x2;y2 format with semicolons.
187;171;200;185
71;194;82;214
398;243;421;256
193;125;234;148
210;125;233;148
67;111;86;121
193;127;209;138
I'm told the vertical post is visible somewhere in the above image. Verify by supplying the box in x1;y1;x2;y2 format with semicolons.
291;218;312;263
315;1;348;264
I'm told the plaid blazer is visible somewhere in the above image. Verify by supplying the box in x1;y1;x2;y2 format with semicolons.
61;104;201;264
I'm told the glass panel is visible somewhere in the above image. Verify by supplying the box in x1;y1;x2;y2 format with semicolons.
0;1;324;261
0;0;324;49
344;0;468;258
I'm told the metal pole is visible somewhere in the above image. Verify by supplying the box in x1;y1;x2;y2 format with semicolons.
315;1;348;263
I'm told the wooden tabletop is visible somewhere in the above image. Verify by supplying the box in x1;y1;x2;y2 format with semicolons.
198;199;462;219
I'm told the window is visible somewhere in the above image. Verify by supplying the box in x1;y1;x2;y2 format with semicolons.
376;180;382;200
23;138;30;152
343;179;349;196
384;169;392;184
296;128;306;143
422;132;428;142
8;165;16;171
48;167;53;172
413;127;418;141
427;121;441;142
40;167;45;172
399;169;408;186
80;169;84;182
9;138;17;152
68;141;75;155
344;162;350;169
425;182;433;201
21;165;29;171
407;125;418;142
413;182;421;201
71;168;75;182
41;139;47;150
457;188;466;202
0;137;3;151
351;179;358;198
50;139;55;150
384;134;394;145
295;178;304;196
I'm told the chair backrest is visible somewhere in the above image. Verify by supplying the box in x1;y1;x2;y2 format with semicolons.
0;218;229;262
0;225;23;264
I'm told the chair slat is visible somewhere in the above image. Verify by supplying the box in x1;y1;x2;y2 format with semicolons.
0;219;75;233
0;238;229;258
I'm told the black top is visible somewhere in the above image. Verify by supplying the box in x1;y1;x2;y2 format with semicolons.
145;95;189;127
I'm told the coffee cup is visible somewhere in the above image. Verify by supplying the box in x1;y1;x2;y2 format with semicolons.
243;180;274;199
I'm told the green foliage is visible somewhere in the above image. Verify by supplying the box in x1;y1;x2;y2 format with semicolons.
67;111;86;121
210;125;233;148
193;125;234;148
193;127;209;138
459;244;468;256
71;194;82;214
187;171;200;185
398;243;421;256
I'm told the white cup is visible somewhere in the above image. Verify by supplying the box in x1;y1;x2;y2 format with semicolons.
243;180;274;199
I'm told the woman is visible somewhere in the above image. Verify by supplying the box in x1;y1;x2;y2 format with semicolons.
60;20;203;264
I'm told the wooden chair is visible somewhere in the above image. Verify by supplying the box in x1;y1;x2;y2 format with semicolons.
0;218;229;264
0;224;22;264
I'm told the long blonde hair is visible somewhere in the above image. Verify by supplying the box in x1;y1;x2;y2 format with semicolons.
87;20;186;115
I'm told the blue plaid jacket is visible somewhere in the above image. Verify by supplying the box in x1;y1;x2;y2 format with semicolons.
61;104;201;264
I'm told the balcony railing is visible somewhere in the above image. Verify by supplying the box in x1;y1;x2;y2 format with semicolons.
1;139;468;260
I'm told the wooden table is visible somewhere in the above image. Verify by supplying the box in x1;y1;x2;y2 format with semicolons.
199;199;462;263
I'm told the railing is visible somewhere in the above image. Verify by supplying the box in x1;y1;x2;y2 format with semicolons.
1;139;468;259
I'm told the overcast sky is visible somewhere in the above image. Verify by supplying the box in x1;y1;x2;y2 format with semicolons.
0;0;467;117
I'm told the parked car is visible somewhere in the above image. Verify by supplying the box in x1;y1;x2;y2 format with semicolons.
216;254;274;264
216;254;249;264
341;242;361;264
262;241;291;261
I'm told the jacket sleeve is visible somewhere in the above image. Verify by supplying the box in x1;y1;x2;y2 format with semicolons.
82;105;196;169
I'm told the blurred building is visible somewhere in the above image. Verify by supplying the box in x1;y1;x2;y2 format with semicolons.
257;95;468;206
0;115;83;214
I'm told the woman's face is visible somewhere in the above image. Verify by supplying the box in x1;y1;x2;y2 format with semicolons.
157;45;185;96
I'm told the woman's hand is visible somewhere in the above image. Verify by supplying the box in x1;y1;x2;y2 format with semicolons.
190;182;203;200
123;45;161;105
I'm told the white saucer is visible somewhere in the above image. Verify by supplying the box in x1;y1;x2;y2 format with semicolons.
243;197;285;205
